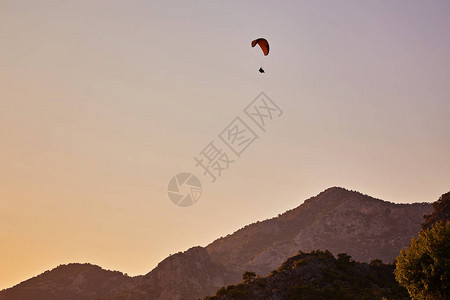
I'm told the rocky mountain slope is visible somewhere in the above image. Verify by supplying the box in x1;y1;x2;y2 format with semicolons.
105;247;236;300
0;187;432;300
206;187;432;277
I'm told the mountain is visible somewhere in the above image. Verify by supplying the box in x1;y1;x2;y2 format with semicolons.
0;263;135;300
206;187;432;277
104;187;431;300
0;187;432;300
105;247;236;300
204;250;409;300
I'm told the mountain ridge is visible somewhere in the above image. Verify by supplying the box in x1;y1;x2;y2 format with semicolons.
0;187;432;300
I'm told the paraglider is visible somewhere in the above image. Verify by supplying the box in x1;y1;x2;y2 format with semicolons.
252;38;269;73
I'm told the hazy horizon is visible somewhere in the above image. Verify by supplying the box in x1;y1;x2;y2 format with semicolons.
1;0;449;290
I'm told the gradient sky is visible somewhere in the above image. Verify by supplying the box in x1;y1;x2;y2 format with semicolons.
1;0;449;290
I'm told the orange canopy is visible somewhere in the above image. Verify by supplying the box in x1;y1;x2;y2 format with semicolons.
251;38;269;56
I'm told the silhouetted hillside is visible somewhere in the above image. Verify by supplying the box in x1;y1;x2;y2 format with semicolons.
206;250;409;300
0;263;135;300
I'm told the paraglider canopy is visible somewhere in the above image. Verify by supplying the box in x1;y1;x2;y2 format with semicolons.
251;38;269;56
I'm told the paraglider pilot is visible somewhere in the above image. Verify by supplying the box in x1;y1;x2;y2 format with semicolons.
252;38;269;74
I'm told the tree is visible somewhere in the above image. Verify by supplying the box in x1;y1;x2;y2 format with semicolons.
422;191;450;230
394;222;450;299
336;253;354;270
242;271;256;283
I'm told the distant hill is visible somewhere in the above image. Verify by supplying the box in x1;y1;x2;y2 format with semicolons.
0;187;432;300
205;250;409;300
105;247;235;300
0;263;135;300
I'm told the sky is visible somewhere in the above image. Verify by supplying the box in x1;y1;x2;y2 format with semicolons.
1;0;449;290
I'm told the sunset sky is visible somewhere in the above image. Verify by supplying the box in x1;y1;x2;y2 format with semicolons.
1;0;449;290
